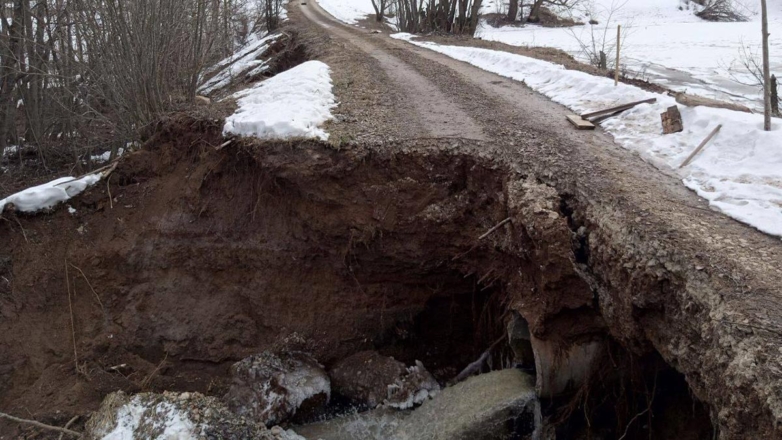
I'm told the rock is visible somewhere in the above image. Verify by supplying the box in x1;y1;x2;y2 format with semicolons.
395;369;538;440
296;369;539;440
330;351;406;408
85;390;307;440
661;105;684;134
386;360;440;409
224;351;330;426
195;95;211;106
330;351;439;409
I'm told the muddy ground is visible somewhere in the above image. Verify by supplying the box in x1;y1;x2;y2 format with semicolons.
1;2;782;439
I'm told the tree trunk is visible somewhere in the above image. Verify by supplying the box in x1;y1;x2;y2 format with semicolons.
528;0;544;23
761;0;771;130
371;0;384;22
0;1;25;152
772;74;779;117
469;0;483;34
507;0;519;21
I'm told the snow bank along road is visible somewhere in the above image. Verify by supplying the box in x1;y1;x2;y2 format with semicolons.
296;1;782;436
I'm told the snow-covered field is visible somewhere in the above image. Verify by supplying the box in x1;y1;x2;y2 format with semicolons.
392;33;782;238
223;60;336;140
318;0;398;28
477;0;782;111
319;0;378;24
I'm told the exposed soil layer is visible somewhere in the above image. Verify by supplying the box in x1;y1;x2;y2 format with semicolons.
0;114;773;439
297;3;782;438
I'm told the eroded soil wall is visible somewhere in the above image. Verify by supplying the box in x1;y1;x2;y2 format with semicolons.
0;117;773;438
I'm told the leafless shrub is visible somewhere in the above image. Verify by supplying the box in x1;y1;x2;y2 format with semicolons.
726;41;779;115
527;0;584;23
0;0;279;170
371;0;391;22
566;0;630;69
694;0;748;22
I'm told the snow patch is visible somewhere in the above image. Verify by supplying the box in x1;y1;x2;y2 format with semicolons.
391;33;782;238
90;147;125;164
199;32;281;96
101;397;202;440
223;60;336;140
0;174;102;214
2;145;18;157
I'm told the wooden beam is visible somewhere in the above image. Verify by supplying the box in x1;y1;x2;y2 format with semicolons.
580;98;657;120
566;115;596;130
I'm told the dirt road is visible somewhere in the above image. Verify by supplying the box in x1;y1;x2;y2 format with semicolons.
297;2;782;438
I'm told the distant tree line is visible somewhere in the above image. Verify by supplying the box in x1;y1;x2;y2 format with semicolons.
372;0;484;34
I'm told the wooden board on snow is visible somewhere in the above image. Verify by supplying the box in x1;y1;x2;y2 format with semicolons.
580;98;657;120
566;115;596;130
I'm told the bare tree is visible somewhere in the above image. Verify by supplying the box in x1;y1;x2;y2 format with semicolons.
371;0;388;22
507;0;520;21
694;0;748;22
394;0;484;34
566;0;629;69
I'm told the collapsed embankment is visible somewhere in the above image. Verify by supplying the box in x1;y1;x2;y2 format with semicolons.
0;116;779;439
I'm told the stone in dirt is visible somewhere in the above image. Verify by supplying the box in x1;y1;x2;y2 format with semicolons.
296;369;538;440
329;351;440;410
224;351;331;426
85;390;306;440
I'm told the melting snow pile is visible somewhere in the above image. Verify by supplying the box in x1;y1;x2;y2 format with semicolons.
88;391;306;440
1;145;18;157
223;60;336;140
100;397;201;440
392;33;782;238
198;32;282;96
0;174;101;213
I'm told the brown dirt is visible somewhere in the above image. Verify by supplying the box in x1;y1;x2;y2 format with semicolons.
0;116;757;439
0;120;519;437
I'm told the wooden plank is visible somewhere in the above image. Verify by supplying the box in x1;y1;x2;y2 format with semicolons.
580;98;657;119
591;108;627;124
679;124;722;169
567;115;596;130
